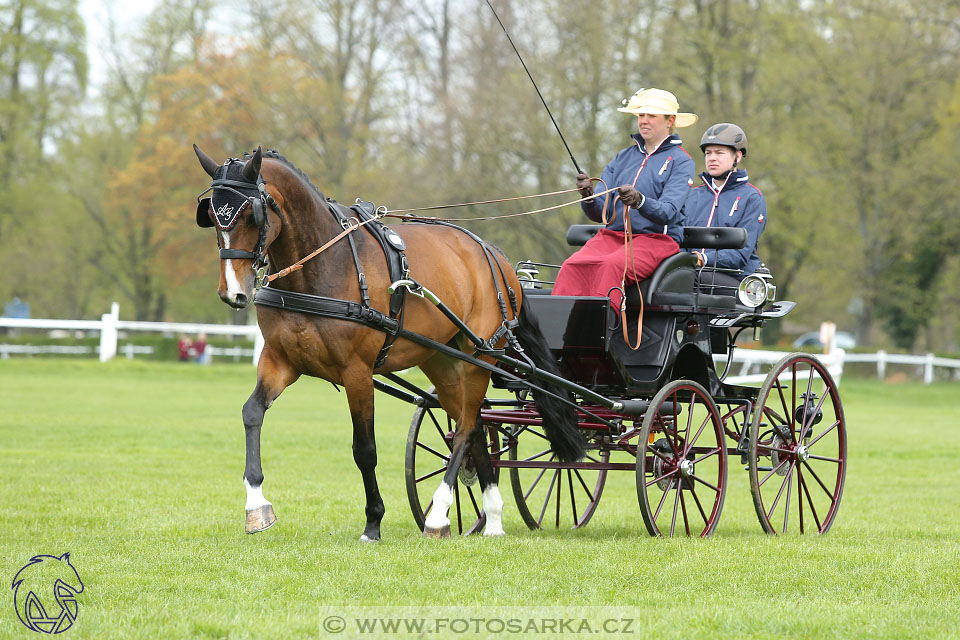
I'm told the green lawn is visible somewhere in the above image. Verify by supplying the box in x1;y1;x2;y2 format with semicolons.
1;360;959;639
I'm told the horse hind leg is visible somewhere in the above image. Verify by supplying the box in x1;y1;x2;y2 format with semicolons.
422;365;493;539
243;348;299;534
468;416;506;537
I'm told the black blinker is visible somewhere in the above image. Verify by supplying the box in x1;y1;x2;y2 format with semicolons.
251;198;265;229
196;198;214;228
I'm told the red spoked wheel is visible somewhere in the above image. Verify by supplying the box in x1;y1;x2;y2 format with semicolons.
506;422;608;530
636;380;728;537
749;353;846;534
405;395;501;536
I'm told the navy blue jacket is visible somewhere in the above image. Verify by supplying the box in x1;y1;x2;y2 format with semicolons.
581;133;694;243
682;169;766;274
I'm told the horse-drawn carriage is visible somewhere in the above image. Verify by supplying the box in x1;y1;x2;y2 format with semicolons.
403;224;846;537
194;146;846;540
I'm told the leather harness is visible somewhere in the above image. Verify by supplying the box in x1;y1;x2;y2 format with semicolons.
198;164;521;371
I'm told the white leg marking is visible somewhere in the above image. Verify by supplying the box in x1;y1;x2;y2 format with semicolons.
423;482;454;529
244;478;272;510
482;484;506;536
222;235;245;300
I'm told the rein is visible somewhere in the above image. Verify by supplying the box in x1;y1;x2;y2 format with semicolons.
265;182;618;283
382;185;619;223
264;214;382;284
208;171;644;352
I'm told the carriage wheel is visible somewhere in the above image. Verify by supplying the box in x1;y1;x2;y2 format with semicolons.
636;380;727;537
405;397;500;536
506;423;607;530
748;353;846;535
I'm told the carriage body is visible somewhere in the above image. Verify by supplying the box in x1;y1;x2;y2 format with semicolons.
405;225;846;537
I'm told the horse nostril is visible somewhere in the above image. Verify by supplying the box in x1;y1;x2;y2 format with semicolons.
235;293;248;307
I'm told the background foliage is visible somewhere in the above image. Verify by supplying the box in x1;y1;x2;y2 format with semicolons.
2;0;959;350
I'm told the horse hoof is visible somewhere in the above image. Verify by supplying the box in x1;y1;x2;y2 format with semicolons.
484;530;507;538
359;534;380;543
245;504;277;534
422;524;451;539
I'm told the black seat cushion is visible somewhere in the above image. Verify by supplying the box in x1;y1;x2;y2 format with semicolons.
680;226;747;250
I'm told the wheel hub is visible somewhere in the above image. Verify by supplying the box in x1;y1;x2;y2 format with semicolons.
651;438;674;490
458;458;478;486
797;445;810;462
679;459;694;477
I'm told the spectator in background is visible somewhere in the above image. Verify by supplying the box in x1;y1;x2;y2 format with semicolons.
177;335;192;362
193;333;208;364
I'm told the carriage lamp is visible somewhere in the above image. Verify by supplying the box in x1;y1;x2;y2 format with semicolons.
737;275;768;307
517;263;540;289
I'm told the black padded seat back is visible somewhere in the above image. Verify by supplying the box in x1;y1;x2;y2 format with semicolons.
567;224;746;249
639;252;697;300
625;251;736;310
566;224;602;246
680;226;747;249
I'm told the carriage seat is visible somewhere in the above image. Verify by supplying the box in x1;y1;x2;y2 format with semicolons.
565;225;746;310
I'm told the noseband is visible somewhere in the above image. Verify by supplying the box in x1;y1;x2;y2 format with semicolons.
195;159;281;270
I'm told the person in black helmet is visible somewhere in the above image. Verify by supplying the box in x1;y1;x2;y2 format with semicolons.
682;123;767;293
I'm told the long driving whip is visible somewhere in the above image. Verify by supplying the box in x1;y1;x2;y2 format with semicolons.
484;0;583;175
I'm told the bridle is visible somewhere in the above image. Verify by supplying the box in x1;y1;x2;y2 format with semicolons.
195;160;281;271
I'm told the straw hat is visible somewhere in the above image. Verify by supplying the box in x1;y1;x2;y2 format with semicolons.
617;88;699;128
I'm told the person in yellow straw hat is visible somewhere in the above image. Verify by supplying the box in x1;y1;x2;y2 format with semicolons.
552;88;698;298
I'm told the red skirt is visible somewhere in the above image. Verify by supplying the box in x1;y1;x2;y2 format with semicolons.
552;229;679;297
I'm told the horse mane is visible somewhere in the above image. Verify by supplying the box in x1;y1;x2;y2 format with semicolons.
243;148;325;199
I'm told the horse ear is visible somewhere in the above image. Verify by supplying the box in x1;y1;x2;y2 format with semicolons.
242;146;263;183
194;144;220;178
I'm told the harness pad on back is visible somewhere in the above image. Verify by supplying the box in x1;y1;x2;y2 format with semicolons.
326;199;409;369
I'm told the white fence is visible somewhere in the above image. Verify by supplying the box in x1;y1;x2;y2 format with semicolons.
716;348;846;386
843;350;960;383
717;347;960;385
4;304;960;382
0;302;263;364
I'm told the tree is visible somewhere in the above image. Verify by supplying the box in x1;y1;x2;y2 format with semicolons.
62;0;214;321
0;0;86;313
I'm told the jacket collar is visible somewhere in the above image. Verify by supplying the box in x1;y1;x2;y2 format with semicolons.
700;168;749;192
632;132;683;155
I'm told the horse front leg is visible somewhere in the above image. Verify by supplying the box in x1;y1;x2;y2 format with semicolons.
345;375;385;542
243;347;298;534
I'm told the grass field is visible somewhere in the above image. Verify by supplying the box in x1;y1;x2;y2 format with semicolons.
2;359;959;639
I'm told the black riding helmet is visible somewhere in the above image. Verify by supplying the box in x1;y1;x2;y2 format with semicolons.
699;123;748;157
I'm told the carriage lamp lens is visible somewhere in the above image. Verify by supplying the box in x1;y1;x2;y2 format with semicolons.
685;320;700;335
738;276;767;307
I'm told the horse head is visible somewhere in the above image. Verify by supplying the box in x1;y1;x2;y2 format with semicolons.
193;144;282;309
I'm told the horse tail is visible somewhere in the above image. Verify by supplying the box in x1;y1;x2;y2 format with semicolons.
514;300;585;462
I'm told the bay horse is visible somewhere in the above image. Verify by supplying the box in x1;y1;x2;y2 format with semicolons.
192;145;584;540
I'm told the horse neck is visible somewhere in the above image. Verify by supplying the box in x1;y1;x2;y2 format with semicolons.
265;170;354;296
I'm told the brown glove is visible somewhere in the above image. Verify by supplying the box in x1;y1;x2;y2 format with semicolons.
618;185;643;208
576;173;594;198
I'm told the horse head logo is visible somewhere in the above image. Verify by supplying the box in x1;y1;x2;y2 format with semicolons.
11;553;84;634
